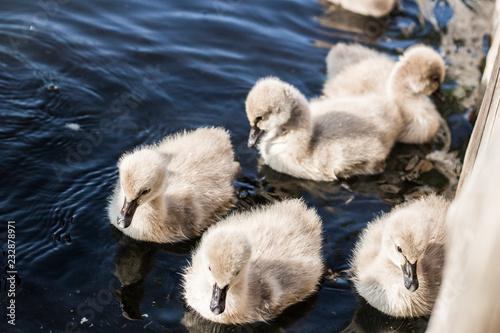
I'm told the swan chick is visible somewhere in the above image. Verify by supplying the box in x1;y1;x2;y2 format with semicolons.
350;194;450;317
183;199;324;324
107;127;235;243
245;76;402;180
324;44;446;145
390;45;445;144
324;43;394;98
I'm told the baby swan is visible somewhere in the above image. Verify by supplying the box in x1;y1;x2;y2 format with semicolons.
245;76;402;180
324;44;446;144
350;194;450;317
182;199;324;324
108;127;235;243
327;0;397;17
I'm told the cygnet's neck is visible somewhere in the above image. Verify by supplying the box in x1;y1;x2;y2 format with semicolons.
387;67;439;143
226;268;252;319
388;63;418;104
137;178;168;227
279;94;313;157
389;79;432;109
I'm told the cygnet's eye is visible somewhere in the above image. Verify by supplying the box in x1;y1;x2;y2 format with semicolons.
396;245;402;253
255;116;263;124
431;76;440;82
235;270;240;276
141;189;150;196
208;266;212;272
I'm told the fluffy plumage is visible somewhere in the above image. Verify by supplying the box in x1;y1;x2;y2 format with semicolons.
107;127;236;243
245;76;403;180
182;199;324;324
350;194;450;317
324;43;446;144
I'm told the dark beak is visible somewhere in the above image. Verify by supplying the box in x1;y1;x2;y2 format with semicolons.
432;86;445;102
210;284;228;315
247;125;264;149
403;260;419;292
117;197;138;229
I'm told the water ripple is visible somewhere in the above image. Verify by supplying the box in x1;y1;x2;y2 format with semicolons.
0;0;473;331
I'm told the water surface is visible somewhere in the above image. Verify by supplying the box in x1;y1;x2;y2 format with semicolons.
0;0;475;332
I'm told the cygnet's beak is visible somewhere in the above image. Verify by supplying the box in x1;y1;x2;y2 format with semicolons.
247;125;264;149
210;283;228;315
402;259;419;292
432;86;445;102
117;197;138;229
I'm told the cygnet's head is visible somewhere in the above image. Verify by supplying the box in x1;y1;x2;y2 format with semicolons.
117;149;166;228
202;230;252;315
394;45;445;98
245;77;307;148
381;208;432;292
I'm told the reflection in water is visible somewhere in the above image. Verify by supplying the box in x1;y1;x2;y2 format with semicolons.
111;227;197;321
340;297;428;333
113;238;157;320
317;0;391;43
182;293;319;333
247;140;459;207
0;0;477;330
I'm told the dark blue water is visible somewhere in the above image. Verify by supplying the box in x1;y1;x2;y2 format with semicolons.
0;0;474;332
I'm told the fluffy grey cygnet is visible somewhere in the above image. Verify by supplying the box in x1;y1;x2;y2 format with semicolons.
245;76;403;180
324;43;446;144
350;194;450;317
108;127;235;243
182;199;324;324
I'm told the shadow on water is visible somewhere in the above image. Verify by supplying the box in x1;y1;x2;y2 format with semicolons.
241;139;457;207
340;296;428;333
181;293;320;333
316;0;393;44
111;227;198;321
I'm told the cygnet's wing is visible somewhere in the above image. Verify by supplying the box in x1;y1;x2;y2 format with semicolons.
326;43;385;80
324;45;395;99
